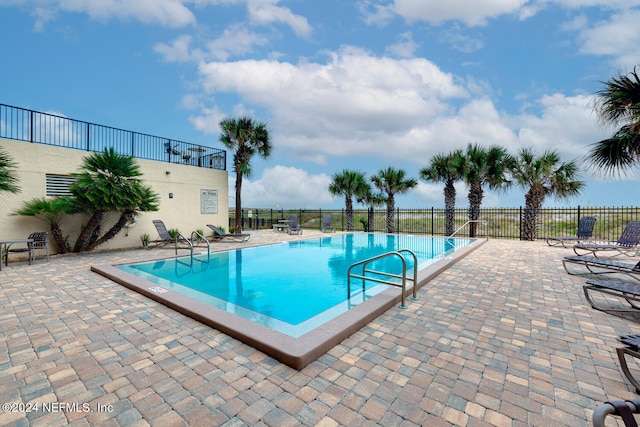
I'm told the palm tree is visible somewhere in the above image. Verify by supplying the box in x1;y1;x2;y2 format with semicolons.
371;167;418;234
511;148;584;241
71;148;159;252
420;150;464;236
328;170;368;231
85;184;159;251
0;147;20;194
219;116;271;234
356;186;385;232
460;143;513;237
14;197;77;254
589;66;640;174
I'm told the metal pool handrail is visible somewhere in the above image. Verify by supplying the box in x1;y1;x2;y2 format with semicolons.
447;220;488;240
173;230;210;259
347;249;418;309
191;230;210;257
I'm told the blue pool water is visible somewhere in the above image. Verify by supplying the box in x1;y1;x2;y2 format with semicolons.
118;233;473;337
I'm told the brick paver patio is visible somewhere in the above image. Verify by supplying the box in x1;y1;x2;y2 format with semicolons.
1;230;638;426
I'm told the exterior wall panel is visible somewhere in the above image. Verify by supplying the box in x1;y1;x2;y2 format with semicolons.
0;138;229;254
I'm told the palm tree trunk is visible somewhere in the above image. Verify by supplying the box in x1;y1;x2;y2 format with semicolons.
73;211;103;252
235;173;243;233
50;221;68;254
444;180;456;236
522;186;545;241
367;207;374;232
468;184;483;237
86;211;133;251
386;196;395;233
345;197;354;231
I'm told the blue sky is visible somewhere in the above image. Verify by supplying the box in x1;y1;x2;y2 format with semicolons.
0;0;637;209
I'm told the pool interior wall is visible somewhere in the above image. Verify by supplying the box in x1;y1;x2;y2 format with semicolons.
92;236;486;370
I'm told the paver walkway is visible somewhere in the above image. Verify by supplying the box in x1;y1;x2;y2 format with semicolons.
1;231;639;426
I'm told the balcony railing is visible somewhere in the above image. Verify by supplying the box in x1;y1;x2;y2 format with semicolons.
0;103;226;170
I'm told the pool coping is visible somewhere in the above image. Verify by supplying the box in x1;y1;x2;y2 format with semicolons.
92;235;486;369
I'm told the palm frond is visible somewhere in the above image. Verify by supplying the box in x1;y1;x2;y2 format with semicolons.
588;126;640;176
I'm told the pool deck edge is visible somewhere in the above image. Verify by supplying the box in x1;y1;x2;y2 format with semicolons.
91;237;486;370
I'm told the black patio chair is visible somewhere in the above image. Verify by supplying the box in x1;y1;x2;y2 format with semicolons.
5;231;49;266
546;216;596;247
573;221;640;258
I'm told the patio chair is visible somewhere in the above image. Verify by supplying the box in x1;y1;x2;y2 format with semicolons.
206;225;250;242
615;335;640;395
288;215;302;235
4;232;49;266
321;214;336;233
546;216;596;247
573;221;640;258
563;255;640;281
593;398;640;427
147;220;192;249
583;279;640;316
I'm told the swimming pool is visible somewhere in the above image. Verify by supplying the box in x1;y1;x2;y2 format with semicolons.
93;233;484;369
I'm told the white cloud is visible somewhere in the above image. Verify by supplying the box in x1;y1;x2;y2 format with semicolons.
154;35;200;62
510;93;608;157
188;105;226;134
385;32;419;58
5;0;196;28
231;166;333;208
197;46;469;162
390;0;529;26
575;9;640;68
60;0;196;27
205;24;270;60
191;46;614;175
247;0;312;37
537;0;640;9
33;7;56;31
440;26;485;53
413;181;468;206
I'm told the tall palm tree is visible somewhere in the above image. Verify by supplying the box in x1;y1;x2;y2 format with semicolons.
328;170;368;231
219;116;271;234
0;147;20;194
371;167;418;234
511;148;584;241
589;66;640;174
356;186;385;232
420;150;464;236
71;148;159;252
461;143;513;237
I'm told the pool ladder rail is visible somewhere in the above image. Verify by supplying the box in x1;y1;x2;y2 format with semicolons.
172;230;211;275
347;249;418;309
173;229;211;259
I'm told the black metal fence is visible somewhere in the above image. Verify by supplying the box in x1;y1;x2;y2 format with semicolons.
228;206;640;241
0;103;226;169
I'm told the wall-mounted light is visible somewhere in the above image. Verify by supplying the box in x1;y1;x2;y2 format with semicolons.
169;193;174;199
165;170;171;175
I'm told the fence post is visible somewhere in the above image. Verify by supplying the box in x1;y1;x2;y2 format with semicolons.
519;206;523;240
86;123;91;151
431;207;434;235
577;205;581;228
30;110;34;143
